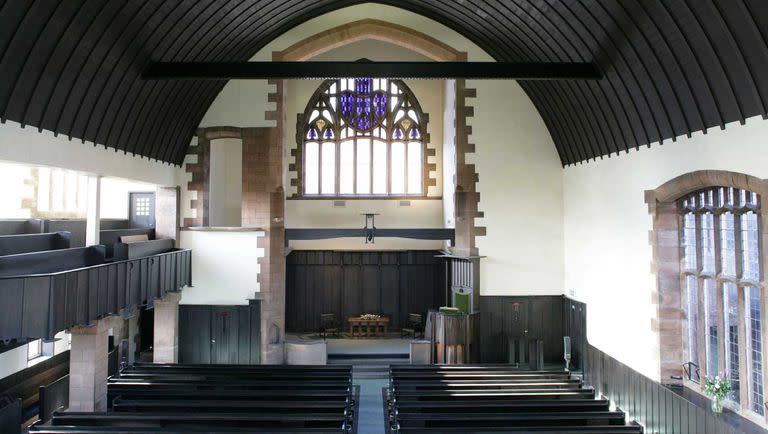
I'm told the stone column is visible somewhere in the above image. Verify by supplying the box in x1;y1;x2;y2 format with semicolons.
85;175;101;246
69;320;110;411
153;292;181;363
241;128;285;364
109;317;128;363
127;313;139;364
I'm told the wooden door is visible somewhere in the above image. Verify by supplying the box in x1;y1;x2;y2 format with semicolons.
211;307;239;364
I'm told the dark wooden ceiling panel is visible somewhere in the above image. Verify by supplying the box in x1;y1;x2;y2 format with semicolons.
0;0;765;166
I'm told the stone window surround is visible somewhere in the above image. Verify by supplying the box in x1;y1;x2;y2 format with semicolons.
646;170;768;420
294;78;432;199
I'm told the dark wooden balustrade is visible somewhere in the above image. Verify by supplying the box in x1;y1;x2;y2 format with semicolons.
0;246;191;342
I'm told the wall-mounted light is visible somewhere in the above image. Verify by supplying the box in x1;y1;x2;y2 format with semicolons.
362;213;379;244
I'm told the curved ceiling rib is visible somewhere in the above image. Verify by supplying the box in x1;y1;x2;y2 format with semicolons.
0;0;765;166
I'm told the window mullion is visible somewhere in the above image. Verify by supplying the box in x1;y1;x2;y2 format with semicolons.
369;137;373;196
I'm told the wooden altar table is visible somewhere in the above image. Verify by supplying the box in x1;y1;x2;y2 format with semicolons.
347;316;390;338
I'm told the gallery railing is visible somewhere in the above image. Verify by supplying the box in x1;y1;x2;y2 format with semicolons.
0;247;191;341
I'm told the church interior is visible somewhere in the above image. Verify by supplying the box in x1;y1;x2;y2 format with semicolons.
0;1;768;433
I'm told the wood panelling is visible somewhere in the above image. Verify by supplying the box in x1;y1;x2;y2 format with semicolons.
285;250;443;332
178;303;261;365
479;295;566;364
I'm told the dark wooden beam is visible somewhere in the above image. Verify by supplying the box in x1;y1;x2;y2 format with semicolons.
143;61;601;80
285;228;455;245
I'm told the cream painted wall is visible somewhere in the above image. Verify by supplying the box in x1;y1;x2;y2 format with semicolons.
209;138;243;227
179;230;264;305
0;120;176;186
100;177;157;219
0;345;28;380
472;79;564;296
196;4;565;293
563;115;768;379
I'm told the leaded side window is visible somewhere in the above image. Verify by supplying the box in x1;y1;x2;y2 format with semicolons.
680;187;765;415
299;78;426;197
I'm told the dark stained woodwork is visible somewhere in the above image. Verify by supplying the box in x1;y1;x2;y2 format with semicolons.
143;61;602;80
479;295;566;365
178;303;261;365
0;2;765;165
285;250;443;332
0;248;191;341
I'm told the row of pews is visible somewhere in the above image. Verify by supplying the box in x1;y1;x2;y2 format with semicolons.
30;363;356;433
387;365;644;433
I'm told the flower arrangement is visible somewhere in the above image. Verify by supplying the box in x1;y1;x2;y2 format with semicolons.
702;372;732;413
360;314;381;321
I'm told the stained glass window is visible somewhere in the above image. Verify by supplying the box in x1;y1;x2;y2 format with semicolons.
679;187;764;415
300;79;427;197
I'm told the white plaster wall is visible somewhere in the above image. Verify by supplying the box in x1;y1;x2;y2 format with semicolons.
100;177;157;219
209;138;243;227
0;121;177;186
0;345;28;380
179;230;264;305
198;4;565;293
563;115;768;379
443;80;457;232
472;79;564;296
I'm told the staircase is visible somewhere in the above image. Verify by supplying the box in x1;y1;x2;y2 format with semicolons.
328;353;408;379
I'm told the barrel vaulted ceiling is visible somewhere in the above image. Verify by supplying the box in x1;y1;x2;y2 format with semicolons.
0;1;766;166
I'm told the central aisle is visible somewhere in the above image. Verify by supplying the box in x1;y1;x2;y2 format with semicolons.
355;376;388;434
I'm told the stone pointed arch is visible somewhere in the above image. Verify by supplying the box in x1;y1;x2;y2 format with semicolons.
274;19;463;62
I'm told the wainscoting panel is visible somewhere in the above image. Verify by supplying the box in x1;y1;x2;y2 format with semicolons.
285;250;444;332
179;303;260;365
479;295;566;364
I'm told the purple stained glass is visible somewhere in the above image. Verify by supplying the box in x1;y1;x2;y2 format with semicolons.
355;96;364;116
340;93;353;117
363;97;371;115
308;128;317;139
409;128;420;139
324;129;334;139
355;78;372;93
394;128;403;139
373;93;387;117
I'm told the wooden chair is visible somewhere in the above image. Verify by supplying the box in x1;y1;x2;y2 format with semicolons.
319;313;339;338
401;313;423;339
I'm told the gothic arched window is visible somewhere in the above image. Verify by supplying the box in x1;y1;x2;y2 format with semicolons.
298;78;427;197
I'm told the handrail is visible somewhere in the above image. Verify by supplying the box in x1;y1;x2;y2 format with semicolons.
0;248;190;279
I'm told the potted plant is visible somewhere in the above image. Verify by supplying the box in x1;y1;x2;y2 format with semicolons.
702;373;732;414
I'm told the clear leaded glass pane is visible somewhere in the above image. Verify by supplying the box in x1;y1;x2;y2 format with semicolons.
686;275;699;365
391;142;406;195
747;286;765;414
720;213;736;277
339;140;353;195
407;141;422;195
724;282;740;403
320;142;335;195
742;211;760;282
304;142;319;195
682;212;697;271
704;278;719;377
701;213;716;275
